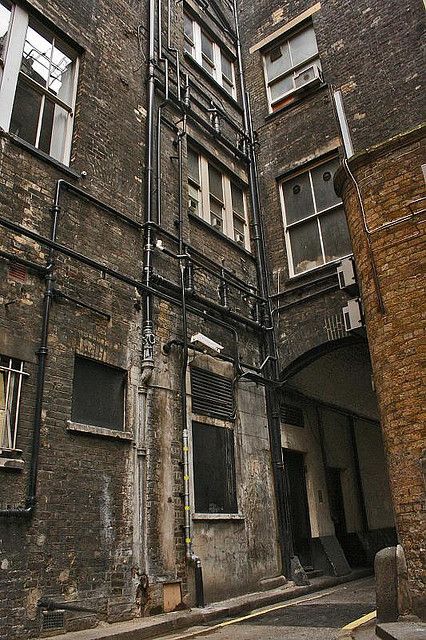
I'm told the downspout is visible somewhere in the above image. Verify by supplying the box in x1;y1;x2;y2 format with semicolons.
232;0;294;579
0;197;60;517
176;120;204;607
142;0;157;370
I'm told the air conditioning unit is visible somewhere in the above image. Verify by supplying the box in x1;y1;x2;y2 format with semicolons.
294;64;322;91
343;298;363;332
212;217;222;229
337;256;357;292
235;232;245;245
188;198;198;213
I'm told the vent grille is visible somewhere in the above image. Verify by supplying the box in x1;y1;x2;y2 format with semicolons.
41;610;65;631
280;404;304;428
8;262;27;282
191;367;234;420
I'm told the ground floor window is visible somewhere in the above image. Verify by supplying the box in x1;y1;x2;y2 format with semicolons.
192;421;237;514
0;355;27;450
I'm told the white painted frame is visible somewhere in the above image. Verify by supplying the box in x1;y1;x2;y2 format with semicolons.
184;12;237;99
279;156;352;277
0;2;79;165
189;148;250;250
262;25;321;113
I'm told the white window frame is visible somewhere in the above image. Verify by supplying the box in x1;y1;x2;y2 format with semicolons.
188;147;250;250
0;355;28;452
0;2;79;165
280;157;352;277
184;12;236;98
263;23;321;112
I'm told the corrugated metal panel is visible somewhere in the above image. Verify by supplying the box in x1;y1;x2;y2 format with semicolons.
280;403;304;427
191;367;234;420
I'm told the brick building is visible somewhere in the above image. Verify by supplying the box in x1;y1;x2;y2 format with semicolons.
0;0;424;638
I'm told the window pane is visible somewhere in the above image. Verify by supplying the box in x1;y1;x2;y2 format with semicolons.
265;42;291;81
221;52;232;80
22;21;53;87
192;422;237;514
320;206;352;263
10;78;42;145
233;215;245;244
283;172;315;224
0;1;12;60
49;40;74;103
289;218;323;274
201;32;213;61
231;183;244;215
184;14;193;40
71;357;126;430
188;148;199;183
188;183;200;216
290;26;318;67
311;159;341;212
201;32;214;74
269;74;293;102
208;165;223;201
210;199;223;229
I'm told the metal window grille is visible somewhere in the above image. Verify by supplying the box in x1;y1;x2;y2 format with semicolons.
0;356;28;450
280;403;304;428
191;367;234;420
41;610;65;631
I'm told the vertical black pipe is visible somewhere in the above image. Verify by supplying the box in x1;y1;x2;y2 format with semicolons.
232;0;293;577
349;415;369;532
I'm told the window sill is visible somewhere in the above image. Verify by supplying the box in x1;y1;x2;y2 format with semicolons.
188;212;254;260
265;83;328;121
193;513;245;521
67;421;133;441
1;131;81;180
0;453;25;471
287;254;352;285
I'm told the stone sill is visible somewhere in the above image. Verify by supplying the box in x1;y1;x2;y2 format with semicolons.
67;421;133;441
0;453;25;471
0;130;81;180
193;513;245;521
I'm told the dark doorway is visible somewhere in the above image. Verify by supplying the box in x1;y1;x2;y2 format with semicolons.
283;449;312;568
326;467;347;543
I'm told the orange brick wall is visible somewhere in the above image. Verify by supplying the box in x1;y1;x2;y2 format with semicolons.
337;127;426;618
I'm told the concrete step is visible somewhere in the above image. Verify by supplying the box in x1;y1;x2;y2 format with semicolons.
376;621;426;640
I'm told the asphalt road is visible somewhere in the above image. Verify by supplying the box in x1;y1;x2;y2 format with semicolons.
156;577;376;640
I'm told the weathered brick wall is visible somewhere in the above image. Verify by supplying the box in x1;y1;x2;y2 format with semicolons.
336;127;426;619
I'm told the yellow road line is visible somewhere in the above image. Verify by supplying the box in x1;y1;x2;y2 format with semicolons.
340;609;376;633
163;584;358;640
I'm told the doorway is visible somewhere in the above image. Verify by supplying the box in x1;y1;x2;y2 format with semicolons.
283;449;312;568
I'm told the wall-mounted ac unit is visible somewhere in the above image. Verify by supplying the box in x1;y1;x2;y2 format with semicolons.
212;217;222;229
337;256;357;292
343;298;363;332
294;64;323;91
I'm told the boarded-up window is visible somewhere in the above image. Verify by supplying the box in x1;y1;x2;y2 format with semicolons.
280;403;304;427
192;421;237;514
191;367;234;420
71;356;126;430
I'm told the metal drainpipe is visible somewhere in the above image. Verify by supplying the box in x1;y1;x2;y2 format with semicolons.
0;200;60;517
142;0;157;369
175;120;205;607
232;0;294;578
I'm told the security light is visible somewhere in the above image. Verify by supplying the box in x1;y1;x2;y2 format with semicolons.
190;333;224;353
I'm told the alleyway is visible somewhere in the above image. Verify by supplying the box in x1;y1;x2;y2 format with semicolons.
155;578;375;640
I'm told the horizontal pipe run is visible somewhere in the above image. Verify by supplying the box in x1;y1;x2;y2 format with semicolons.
0;249;46;274
53;289;111;320
57;180;143;231
272;284;340;314
271;272;338;299
0;216;262;333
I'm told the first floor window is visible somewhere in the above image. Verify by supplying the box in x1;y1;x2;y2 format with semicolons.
187;146;250;249
71;356;126;431
0;1;79;164
281;157;352;276
0;355;27;451
192;421;237;514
